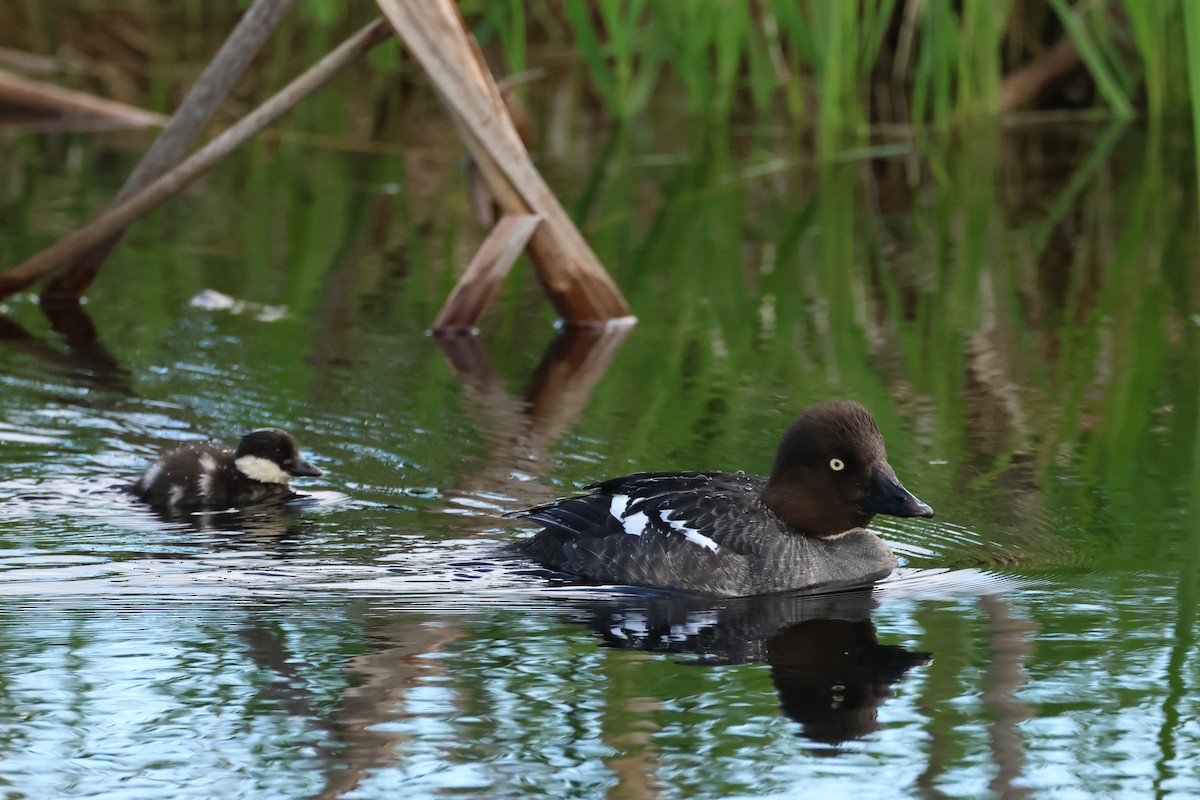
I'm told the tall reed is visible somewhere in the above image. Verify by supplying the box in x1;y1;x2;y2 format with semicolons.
466;1;1200;157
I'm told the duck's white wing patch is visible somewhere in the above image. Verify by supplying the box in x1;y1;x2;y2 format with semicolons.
608;500;722;551
606;494;648;536
622;511;649;537
662;509;720;552
677;528;720;553
235;455;290;485
609;494;630;520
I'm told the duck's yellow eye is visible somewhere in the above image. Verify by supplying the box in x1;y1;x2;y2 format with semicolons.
829;458;845;471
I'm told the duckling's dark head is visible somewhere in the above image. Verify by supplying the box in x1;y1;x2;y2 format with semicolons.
761;400;933;539
234;428;322;484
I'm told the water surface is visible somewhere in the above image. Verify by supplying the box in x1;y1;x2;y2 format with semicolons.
1;117;1198;798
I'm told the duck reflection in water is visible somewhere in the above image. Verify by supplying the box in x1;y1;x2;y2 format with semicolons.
576;587;930;747
143;501;320;546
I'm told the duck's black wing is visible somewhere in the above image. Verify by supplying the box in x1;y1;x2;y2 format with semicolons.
511;471;777;596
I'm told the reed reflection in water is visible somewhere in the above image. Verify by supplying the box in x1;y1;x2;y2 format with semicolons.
0;115;1197;798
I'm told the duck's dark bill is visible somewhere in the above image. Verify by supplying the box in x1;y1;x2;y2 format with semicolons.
861;467;934;518
286;459;323;478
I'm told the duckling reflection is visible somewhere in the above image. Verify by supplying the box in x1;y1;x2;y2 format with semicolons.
141;500;319;548
574;587;930;746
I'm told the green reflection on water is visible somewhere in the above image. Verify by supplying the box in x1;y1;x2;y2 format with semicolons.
1;115;1200;798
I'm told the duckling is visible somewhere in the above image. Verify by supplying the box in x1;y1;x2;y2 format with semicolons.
511;400;933;597
132;428;321;511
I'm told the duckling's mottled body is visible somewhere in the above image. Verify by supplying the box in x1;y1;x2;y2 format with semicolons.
513;401;932;597
132;429;321;512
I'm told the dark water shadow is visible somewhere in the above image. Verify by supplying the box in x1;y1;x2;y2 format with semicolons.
1;473;325;559
566;586;931;748
0;300;334;554
435;324;632;440
139;497;323;550
264;585;932;800
293;585;931;800
432;325;632;519
0;300;131;394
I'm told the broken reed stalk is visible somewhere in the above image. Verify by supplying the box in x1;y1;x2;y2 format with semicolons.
432;214;542;330
0;68;167;127
376;0;633;326
0;47;57;74
0;18;391;301
998;36;1081;112
39;0;296;303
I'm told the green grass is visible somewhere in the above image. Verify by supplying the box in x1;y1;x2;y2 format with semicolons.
463;0;1200;154
11;1;1200;160
1184;0;1200;220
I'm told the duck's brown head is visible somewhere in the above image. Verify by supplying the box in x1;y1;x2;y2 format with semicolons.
761;400;933;539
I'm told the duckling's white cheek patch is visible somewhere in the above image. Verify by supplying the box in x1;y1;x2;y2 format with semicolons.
235;455;290;485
